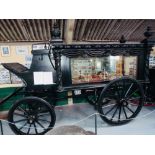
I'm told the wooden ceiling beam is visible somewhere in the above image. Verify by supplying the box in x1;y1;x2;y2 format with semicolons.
25;19;35;40
129;26;145;41
78;19;88;40
126;20;145;39
0;30;8;41
112;19;129;40
10;19;24;40
0;33;3;41
73;19;77;40
91;20;104;40
74;19;82;41
129;20;154;41
122;20;136;36
59;19;64;39
102;19;118;39
45;19;51;40
62;19;67;39
85;20;96;40
95;20;109;40
32;19;40;40
0;19;155;42
109;19;128;40
37;19;43;40
0;21;9;41
5;19;20;40
52;19;55;26
109;19;122;39
1;27;10;41
1;20;16;40
64;19;75;44
89;19;100;40
16;19;30;40
41;19;47;40
99;19;113;40
97;20;110;40
123;20;137;41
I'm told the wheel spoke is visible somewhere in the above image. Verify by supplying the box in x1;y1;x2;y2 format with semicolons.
27;123;32;134
118;106;122;121
14;119;27;123
19;122;28;130
111;105;119;120
102;98;114;105
124;83;134;97
38;118;51;123
35;120;46;129
33;122;38;134
89;96;95;102
128;97;141;101
87;89;99;104
9;97;56;135
114;83;121;99
98;78;142;125
104;97;113;102
17;106;28;115
121;80;125;98
14;112;27;118
125;105;134;114
94;89;99;102
126;89;139;99
104;104;117;115
122;105;128;119
38;112;50;117
104;94;117;100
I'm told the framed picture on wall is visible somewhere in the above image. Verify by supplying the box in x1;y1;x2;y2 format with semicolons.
16;46;29;55
1;46;10;56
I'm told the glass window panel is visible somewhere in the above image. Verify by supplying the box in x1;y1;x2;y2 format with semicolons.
124;56;137;78
71;56;123;84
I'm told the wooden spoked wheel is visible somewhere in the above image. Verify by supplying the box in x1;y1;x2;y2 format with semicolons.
98;77;144;125
8;97;56;135
85;89;100;105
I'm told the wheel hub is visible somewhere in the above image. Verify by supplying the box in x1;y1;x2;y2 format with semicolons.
28;115;36;123
119;99;128;106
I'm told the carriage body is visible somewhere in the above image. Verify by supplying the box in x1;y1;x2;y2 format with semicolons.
1;42;152;95
0;28;155;134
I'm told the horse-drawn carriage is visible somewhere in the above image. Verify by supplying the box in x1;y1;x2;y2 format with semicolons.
0;26;155;134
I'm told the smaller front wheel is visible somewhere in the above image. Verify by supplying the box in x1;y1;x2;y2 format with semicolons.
84;89;100;105
98;77;144;125
8;97;56;135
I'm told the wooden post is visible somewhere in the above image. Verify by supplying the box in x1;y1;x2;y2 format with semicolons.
64;19;75;44
64;19;75;104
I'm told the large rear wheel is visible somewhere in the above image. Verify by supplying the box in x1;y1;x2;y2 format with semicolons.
98;77;144;125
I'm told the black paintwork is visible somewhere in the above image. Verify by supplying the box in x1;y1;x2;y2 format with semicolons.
1;26;155;102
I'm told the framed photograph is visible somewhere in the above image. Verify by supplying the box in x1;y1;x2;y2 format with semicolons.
1;46;10;56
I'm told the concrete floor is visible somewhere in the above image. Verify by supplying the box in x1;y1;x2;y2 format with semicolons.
1;103;155;135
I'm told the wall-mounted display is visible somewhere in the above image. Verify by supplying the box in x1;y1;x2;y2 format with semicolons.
149;55;155;68
1;46;10;56
0;65;23;84
25;55;32;69
16;46;28;55
0;65;11;84
10;73;23;84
